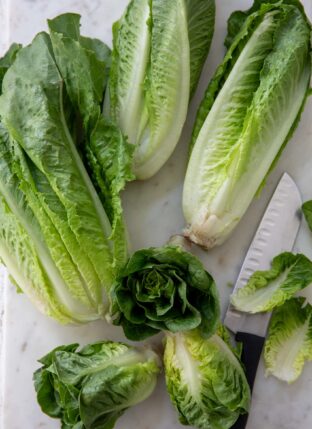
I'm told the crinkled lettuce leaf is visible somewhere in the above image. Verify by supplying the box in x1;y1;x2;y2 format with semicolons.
111;245;220;341
231;253;312;313
264;297;312;383
164;330;250;429
47;13;134;270
34;341;160;429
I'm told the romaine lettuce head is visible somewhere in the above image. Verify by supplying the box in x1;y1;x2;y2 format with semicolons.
106;0;215;179
183;0;311;248
34;341;160;429
231;253;312;313
264;297;312;383
164;329;250;429
111;245;220;340
0;15;131;323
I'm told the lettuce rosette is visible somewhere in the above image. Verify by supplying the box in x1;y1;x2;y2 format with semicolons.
111;245;220;340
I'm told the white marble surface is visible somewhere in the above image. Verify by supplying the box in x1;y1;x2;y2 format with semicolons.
1;0;312;428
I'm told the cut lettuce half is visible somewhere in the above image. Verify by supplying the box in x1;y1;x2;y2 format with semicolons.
183;0;311;248
264;297;312;383
107;0;215;179
164;329;250;429
231;253;312;313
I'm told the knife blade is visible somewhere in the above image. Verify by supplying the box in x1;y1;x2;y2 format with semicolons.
224;172;302;429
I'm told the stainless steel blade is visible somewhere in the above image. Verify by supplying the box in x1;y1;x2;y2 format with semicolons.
224;173;302;336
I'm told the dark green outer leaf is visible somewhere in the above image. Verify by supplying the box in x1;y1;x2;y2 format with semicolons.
34;369;62;418
184;0;215;98
48;13;111;123
79;365;145;428
0;43;22;88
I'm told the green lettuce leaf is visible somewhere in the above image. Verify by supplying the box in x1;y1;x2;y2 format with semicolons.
83;121;134;270
34;341;160;429
264;297;312;383
164;330;250;429
185;0;216;97
183;0;311;248
0;43;22;86
302;200;312;232
231;253;312;313
47;13;134;270
107;0;215;179
111;245;220;340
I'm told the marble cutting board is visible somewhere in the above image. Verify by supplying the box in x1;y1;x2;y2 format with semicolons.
1;0;312;428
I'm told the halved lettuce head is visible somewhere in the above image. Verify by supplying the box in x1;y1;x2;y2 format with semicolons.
264;297;312;383
34;341;160;429
231;253;312;313
106;0;215;179
164;329;250;429
183;0;311;248
0;14;132;323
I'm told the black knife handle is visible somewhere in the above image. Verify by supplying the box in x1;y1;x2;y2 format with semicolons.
235;331;266;390
231;332;266;429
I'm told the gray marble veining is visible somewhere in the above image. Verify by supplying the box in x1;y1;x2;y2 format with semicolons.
1;1;312;428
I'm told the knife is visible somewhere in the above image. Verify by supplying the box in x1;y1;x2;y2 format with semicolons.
224;172;302;429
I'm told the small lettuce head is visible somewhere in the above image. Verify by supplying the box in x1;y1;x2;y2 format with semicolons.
34;341;160;429
111;245;220;340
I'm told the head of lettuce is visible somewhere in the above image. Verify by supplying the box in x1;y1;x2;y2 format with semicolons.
183;0;312;249
111;245;220;340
